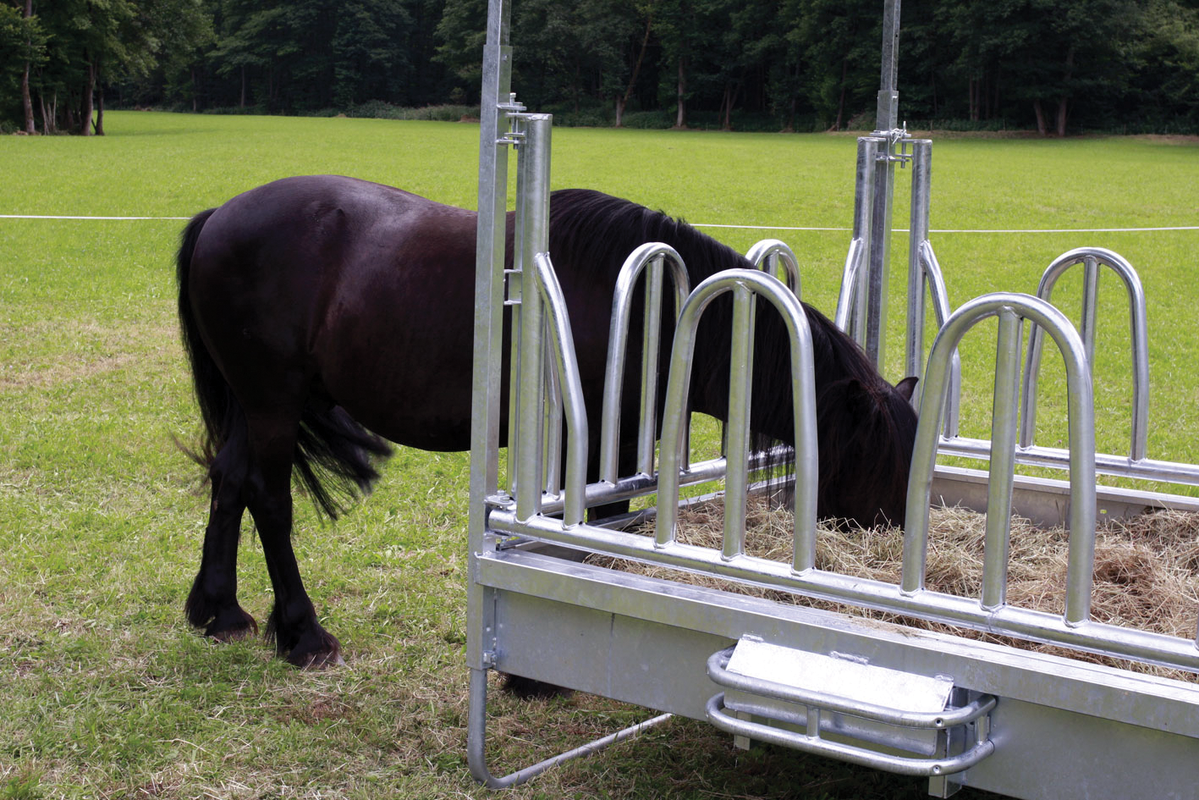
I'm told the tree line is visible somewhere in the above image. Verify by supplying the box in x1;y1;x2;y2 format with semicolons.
3;0;1198;136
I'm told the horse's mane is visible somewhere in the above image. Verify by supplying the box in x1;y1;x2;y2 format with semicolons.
547;188;887;395
549;188;744;286
547;188;916;525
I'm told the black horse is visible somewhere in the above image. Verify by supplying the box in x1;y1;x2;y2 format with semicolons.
177;176;918;668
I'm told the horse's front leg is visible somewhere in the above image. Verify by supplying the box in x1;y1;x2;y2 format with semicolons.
186;442;259;641
245;417;343;668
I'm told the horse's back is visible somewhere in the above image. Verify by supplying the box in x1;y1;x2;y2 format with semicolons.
186;176;482;449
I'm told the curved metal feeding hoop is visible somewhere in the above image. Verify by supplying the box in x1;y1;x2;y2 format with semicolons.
530;252;590;527
1019;247;1150;462
597;243;691;485
745;239;801;298
834;237;867;334
903;293;1097;627
655;268;820;573
917;240;962;437
835;139;877;342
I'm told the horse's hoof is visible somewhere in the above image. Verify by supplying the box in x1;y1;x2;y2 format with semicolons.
285;628;344;669
209;625;255;643
203;606;259;642
501;674;572;699
301;650;346;669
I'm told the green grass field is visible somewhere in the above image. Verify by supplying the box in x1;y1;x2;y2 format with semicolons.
1;112;1197;799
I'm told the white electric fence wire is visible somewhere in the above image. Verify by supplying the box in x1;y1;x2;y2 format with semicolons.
1;214;1196;234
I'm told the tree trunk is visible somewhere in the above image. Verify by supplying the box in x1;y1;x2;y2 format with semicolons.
573;58;580;114
833;58;848;130
94;87;104;135
721;83;739;131
21;0;34;134
993;71;1001;124
1055;48;1074;137
240;65;246;108
40;90;57;135
674;57;687;129
617;13;654;128
1033;98;1047;136
81;61;95;136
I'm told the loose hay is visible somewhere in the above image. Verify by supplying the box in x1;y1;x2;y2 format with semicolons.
588;498;1199;681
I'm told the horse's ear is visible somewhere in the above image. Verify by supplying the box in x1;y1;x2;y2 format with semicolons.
895;376;919;402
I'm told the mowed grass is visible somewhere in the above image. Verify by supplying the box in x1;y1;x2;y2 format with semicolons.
1;112;1197;799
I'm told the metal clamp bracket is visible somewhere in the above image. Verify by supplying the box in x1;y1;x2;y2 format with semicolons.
496;93;530;146
879;124;913;167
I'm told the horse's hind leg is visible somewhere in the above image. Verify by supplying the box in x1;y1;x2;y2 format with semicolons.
243;412;343;668
186;431;259;641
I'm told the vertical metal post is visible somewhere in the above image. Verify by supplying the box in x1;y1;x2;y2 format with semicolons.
467;0;513;675
542;333;563;496
836;138;876;342
639;256;665;475
907;140;932;382
981;309;1022;611
1080;254;1100;368
722;284;756;561
863;0;901;371
876;0;901;134
865;136;894;370
514;115;552;522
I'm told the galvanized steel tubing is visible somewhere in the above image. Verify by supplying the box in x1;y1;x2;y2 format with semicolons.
466;0;516;680
1019;247;1150;462
512;114;553;522
905;139;932;381
745;239;802;297
903;292;1097;627
532;252;589;526
865;136;896;370
654;268;820;573
704;647;997;777
467;667;672;788
914;240;962;437
598;243;690;484
836;138;877;344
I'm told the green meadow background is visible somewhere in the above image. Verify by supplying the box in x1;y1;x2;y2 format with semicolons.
1;112;1197;798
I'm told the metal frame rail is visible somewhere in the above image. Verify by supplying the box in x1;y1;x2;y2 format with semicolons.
466;0;1199;795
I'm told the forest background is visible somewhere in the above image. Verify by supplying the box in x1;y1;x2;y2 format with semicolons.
2;0;1199;138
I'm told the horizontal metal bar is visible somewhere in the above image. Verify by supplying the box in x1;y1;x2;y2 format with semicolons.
468;666;673;788
519;446;793;517
939;436;1199;487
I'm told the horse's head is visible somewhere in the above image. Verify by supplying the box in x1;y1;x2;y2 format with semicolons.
815;374;918;529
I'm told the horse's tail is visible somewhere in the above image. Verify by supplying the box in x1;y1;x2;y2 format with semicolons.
176;208;228;468
175;209;391;519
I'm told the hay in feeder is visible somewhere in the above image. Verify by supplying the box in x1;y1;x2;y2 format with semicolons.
589;498;1199;681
